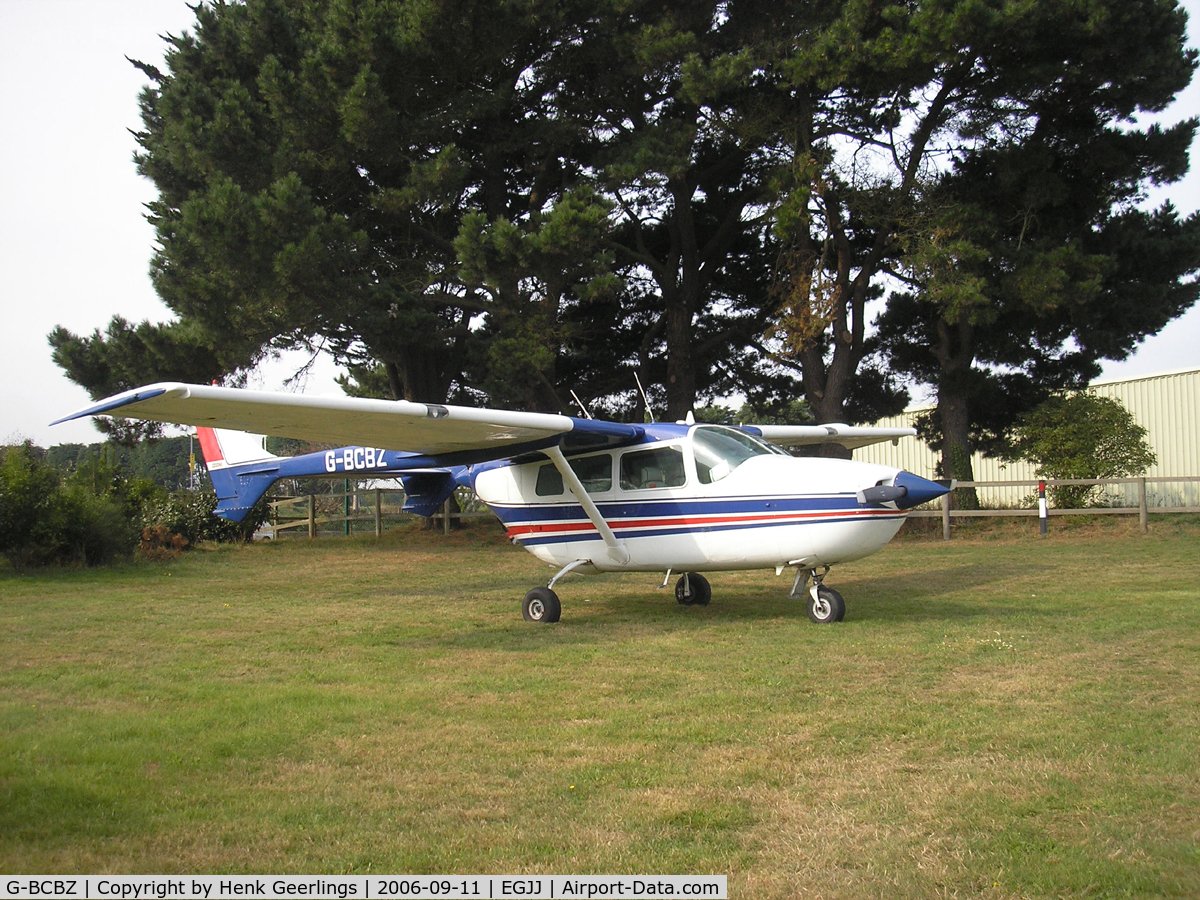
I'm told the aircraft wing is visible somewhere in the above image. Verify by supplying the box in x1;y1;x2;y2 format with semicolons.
53;382;643;459
745;423;916;450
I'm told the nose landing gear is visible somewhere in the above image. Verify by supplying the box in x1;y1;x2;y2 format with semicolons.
791;566;846;623
807;583;845;623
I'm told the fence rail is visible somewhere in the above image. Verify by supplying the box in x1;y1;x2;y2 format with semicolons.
264;486;489;539
263;477;1200;542
912;475;1200;539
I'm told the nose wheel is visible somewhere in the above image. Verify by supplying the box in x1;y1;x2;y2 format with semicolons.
807;584;845;623
791;567;846;623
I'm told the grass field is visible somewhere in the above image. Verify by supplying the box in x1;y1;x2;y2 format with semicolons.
2;518;1199;897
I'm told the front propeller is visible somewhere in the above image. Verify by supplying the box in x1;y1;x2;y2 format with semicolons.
857;472;952;509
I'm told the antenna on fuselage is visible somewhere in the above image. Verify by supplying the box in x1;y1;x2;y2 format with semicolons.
570;390;593;420
634;371;655;423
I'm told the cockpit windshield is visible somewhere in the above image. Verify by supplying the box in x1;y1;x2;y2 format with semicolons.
693;425;789;484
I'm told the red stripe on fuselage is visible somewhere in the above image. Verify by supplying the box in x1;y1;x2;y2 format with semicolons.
503;507;900;541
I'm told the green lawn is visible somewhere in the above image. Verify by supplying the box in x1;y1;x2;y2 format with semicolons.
2;520;1198;898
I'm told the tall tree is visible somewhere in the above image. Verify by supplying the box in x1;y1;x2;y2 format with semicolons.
50;0;1199;440
756;0;1198;457
543;0;793;419
872;0;1200;492
56;0;604;405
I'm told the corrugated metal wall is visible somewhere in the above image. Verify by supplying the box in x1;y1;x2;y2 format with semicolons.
852;366;1200;507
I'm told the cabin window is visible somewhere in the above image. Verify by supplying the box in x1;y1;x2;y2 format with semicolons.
534;454;613;497
535;464;564;496
693;425;786;484
619;446;686;491
572;453;613;493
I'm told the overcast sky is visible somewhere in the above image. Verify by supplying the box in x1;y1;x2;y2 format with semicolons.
2;0;1198;448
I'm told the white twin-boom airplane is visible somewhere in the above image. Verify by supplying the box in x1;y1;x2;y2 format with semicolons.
55;382;951;624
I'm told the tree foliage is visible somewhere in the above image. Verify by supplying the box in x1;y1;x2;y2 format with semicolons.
0;445;155;569
48;0;1200;455
47;436;199;490
862;0;1199;484
1003;393;1158;508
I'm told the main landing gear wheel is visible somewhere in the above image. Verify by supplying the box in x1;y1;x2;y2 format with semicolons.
807;585;846;624
523;587;562;623
675;572;712;606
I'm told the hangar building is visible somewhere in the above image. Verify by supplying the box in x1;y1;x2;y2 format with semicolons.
853;366;1200;508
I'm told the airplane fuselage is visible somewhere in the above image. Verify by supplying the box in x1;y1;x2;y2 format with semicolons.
472;424;916;574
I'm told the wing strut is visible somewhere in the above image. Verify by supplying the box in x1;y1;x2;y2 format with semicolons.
545;445;630;565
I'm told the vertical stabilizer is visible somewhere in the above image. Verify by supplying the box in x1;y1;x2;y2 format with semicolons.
196;427;278;470
195;427;282;522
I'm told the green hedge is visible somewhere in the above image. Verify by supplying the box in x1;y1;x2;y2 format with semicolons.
1;444;268;570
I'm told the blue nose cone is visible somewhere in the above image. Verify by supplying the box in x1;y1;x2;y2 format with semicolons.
893;471;953;509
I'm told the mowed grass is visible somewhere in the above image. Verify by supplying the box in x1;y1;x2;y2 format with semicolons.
2;518;1199;898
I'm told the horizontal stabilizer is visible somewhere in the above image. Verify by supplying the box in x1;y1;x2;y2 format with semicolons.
399;471;461;518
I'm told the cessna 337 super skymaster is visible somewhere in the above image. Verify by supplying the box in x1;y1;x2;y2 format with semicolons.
55;382;951;624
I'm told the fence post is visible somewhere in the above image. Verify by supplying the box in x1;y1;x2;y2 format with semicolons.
1138;477;1148;533
308;494;315;539
443;498;451;535
942;492;951;541
374;488;382;538
1038;481;1048;536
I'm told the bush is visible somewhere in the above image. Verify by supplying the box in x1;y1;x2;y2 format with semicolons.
139;525;190;561
0;445;62;570
0;445;161;568
1;442;271;570
143;487;269;545
1003;393;1157;508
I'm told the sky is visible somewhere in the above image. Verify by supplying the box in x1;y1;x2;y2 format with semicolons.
2;0;1198;449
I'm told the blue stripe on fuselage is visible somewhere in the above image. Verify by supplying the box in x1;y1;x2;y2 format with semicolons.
490;494;907;547
490;494;862;524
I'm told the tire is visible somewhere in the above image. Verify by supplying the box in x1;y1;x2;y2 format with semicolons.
522;587;562;623
675;572;712;606
807;585;845;624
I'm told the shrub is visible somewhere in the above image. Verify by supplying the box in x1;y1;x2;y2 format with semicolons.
0;445;62;570
143;487;269;545
0;445;161;568
1004;393;1157;508
139;525;190;561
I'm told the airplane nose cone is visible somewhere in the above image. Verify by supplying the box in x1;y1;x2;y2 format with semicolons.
893;471;953;509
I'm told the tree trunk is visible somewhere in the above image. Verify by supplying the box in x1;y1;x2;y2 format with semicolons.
398;346;450;403
936;378;980;509
664;294;696;421
798;319;856;460
933;317;981;510
662;178;702;421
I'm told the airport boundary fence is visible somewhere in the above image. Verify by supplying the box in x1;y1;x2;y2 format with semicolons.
264;485;490;539
911;475;1200;540
264;476;1200;541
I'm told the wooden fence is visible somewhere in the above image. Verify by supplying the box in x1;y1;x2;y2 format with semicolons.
263;476;1200;541
263;486;490;539
912;475;1200;540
